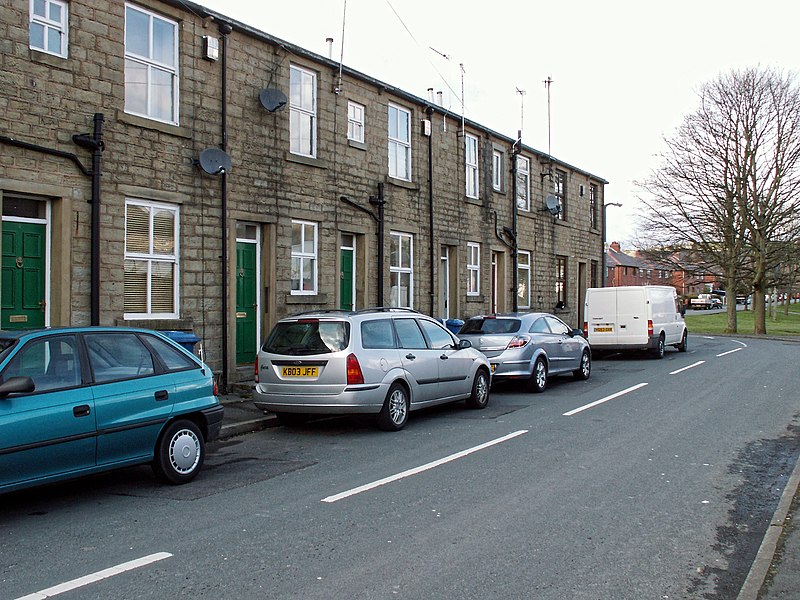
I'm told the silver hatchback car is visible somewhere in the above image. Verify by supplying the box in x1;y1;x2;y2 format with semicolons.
457;313;591;393
253;308;491;431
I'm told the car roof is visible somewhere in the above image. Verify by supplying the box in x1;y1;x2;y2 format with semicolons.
0;326;180;342
283;307;426;320
466;312;551;320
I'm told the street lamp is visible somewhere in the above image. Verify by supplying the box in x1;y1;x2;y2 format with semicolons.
602;202;622;287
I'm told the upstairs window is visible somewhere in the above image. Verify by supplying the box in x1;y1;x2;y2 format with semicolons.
388;104;411;181
124;4;179;125
347;101;365;143
492;150;504;192
554;169;567;220
465;134;479;199
124;199;179;319
290;65;317;157
589;184;598;229
516;156;530;212
30;0;68;57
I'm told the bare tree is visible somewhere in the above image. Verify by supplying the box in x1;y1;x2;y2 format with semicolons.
636;67;800;334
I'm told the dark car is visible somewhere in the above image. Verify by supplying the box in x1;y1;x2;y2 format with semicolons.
0;327;223;494
457;313;591;393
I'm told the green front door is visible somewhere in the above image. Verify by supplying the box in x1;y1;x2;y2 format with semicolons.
235;241;257;364
2;221;46;329
340;247;354;310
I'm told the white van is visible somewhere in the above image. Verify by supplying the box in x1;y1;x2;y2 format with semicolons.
583;286;688;358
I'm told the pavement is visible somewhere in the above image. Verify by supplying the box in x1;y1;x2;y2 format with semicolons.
215;385;800;599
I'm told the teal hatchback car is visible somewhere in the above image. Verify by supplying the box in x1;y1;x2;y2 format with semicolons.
0;327;223;494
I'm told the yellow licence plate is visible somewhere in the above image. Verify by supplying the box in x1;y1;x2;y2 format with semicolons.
594;326;613;333
281;366;319;378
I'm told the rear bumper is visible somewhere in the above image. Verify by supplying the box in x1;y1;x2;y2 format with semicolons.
252;383;387;414
201;404;225;442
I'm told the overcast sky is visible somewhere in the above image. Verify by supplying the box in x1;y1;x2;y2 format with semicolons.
200;0;800;246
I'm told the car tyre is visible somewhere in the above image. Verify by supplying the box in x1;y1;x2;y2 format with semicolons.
528;357;547;393
466;368;490;409
651;334;665;359
677;330;688;352
152;419;205;485
573;349;591;380
377;382;409;431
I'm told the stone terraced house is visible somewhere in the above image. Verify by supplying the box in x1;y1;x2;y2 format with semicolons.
1;0;608;389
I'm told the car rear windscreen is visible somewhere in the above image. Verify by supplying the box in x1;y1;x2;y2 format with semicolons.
460;318;521;335
263;320;349;355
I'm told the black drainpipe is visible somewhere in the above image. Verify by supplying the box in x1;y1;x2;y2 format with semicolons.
510;135;520;313
369;183;386;306
219;22;232;392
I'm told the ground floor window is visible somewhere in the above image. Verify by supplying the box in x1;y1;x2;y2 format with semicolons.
390;231;413;308
556;256;567;308
291;219;318;294
124;199;179;319
517;250;531;308
467;242;480;296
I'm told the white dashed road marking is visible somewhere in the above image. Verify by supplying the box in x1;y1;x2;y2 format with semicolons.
563;383;649;417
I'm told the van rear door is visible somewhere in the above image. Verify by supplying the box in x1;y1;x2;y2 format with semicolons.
617;287;649;346
585;288;618;345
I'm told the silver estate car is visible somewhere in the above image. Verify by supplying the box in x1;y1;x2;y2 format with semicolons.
457;313;591;393
253;308;491;431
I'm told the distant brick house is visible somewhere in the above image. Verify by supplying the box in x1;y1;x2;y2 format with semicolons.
605;242;720;299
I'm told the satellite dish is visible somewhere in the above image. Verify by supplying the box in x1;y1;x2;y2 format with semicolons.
198;148;232;176
544;194;562;216
259;88;288;112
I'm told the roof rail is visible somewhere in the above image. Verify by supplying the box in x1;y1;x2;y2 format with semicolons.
353;307;422;315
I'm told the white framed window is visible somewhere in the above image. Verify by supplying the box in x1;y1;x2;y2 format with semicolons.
517;250;531;309
290;65;317;157
467;242;480;296
30;0;68;57
291;220;317;294
390;232;413;308
124;199;179;319
554;169;567;220
388;104;411;181
347;101;365;143
492;149;504;191
465;134;479;199
516;155;530;211
124;4;179;125
556;256;567;306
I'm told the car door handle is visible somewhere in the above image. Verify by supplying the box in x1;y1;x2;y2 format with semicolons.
405;353;416;360
440;354;449;360
73;404;91;418
154;390;169;401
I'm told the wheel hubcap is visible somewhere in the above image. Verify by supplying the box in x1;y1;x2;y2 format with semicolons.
582;354;590;376
389;389;407;424
169;429;200;473
536;363;546;388
476;375;488;403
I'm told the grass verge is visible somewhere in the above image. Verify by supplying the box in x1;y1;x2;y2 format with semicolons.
684;308;800;336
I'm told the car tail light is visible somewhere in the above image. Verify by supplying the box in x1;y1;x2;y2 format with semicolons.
648;319;654;336
583;322;588;337
346;353;364;384
507;335;530;349
213;379;219;396
254;357;259;383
